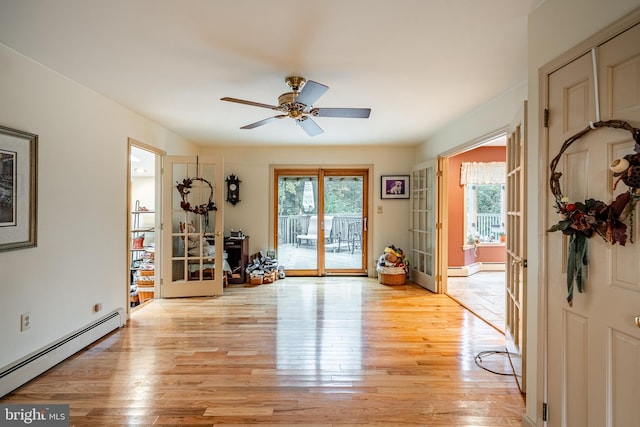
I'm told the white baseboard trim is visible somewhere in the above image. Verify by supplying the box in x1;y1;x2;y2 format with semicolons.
481;262;506;271
447;262;505;277
0;309;125;397
521;413;536;427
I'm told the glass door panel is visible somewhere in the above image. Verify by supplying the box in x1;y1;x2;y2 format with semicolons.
324;173;365;272
276;174;319;272
275;168;367;276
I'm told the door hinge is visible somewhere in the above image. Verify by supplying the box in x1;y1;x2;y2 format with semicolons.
542;402;548;422
436;170;443;177
436;275;442;282
436;223;442;230
544;108;549;128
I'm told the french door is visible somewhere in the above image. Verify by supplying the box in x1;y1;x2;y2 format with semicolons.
409;160;439;292
505;101;527;393
274;168;368;276
162;155;225;297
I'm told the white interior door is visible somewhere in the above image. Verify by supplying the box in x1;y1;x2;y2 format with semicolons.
410;160;439;292
505;101;527;393
545;22;640;426
162;155;225;297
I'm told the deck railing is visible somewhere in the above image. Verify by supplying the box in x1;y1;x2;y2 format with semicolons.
278;214;362;245
474;213;504;241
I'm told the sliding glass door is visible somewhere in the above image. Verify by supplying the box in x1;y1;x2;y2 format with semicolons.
275;168;368;276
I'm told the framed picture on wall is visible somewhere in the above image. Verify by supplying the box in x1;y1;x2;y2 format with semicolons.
381;175;409;199
0;125;38;252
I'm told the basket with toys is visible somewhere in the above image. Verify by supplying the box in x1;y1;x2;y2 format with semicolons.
376;245;409;285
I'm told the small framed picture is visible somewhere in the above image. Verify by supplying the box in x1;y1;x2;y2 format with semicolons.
381;175;409;199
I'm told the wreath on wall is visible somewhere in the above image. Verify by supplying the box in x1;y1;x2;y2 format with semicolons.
548;119;640;306
176;177;217;215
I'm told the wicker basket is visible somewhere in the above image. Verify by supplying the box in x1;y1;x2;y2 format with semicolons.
262;270;277;284
378;272;406;286
139;269;154;276
250;275;263;285
137;287;154;302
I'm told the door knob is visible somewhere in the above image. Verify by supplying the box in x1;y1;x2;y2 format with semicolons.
635;316;640;328
216;231;222;236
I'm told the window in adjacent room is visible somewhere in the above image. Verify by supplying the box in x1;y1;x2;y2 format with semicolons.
460;162;506;244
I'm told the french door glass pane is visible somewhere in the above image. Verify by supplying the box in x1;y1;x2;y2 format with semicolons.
324;175;363;270
277;175;318;270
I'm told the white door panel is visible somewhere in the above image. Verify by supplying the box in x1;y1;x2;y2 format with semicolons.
545;22;640;426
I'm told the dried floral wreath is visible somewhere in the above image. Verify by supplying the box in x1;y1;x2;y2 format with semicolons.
549;119;640;306
176;177;217;215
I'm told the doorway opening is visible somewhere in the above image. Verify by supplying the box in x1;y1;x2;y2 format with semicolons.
128;141;163;309
443;135;507;333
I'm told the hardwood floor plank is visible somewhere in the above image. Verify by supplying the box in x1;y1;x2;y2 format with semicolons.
1;278;524;425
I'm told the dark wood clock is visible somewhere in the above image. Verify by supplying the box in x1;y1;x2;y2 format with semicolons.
225;174;241;205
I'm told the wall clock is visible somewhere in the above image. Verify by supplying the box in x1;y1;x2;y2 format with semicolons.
225;174;241;206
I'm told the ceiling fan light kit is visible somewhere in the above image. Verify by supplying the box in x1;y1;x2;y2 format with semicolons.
221;76;371;137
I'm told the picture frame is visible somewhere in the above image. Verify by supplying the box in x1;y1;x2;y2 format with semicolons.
381;175;410;199
0;125;38;252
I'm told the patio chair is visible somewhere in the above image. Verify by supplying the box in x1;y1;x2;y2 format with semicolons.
296;215;334;247
346;220;362;253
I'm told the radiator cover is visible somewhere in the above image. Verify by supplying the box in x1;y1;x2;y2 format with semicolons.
0;309;125;397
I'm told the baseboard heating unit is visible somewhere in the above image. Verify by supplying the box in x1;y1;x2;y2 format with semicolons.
0;308;125;397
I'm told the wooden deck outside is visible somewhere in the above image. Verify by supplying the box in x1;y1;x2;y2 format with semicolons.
277;242;365;271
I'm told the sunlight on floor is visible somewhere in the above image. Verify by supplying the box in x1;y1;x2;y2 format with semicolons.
446;271;505;333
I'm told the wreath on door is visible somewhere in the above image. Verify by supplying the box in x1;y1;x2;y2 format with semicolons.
548;119;640;306
176;177;217;215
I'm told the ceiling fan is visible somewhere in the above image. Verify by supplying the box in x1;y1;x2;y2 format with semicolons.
220;76;371;137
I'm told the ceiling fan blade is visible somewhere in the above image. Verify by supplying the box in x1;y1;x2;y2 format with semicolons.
240;115;287;129
221;97;280;111
295;80;329;107
311;107;371;118
296;116;324;137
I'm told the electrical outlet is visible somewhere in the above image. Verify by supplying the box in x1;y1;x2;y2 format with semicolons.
93;303;102;313
377;206;383;214
20;312;30;331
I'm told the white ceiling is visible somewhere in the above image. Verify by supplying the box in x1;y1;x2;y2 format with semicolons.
0;0;537;147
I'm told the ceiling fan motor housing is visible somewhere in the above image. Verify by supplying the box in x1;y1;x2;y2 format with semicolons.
278;92;307;118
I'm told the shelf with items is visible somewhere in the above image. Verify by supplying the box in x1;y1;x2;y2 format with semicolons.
130;200;156;307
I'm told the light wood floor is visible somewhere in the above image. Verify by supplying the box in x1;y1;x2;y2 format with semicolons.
2;277;525;426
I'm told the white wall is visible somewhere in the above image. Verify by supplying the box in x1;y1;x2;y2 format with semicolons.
0;43;197;369
416;81;527;161
201;145;416;274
